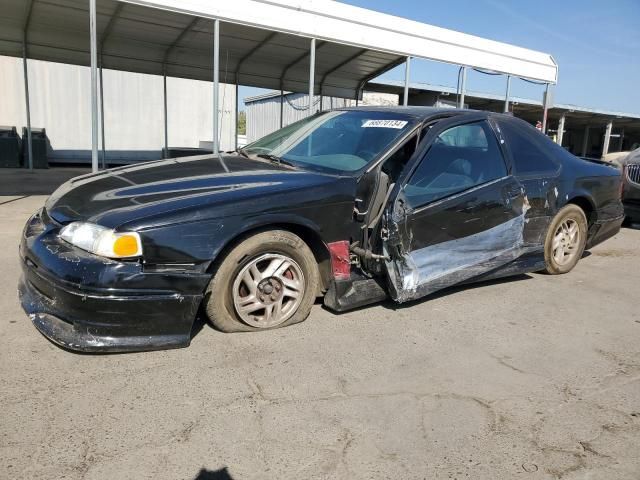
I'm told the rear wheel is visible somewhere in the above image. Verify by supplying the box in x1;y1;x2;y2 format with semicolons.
204;230;319;332
543;204;588;274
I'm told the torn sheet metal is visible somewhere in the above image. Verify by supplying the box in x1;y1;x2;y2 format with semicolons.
385;213;528;302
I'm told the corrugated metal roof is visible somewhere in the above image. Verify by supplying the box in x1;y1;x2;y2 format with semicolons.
370;80;640;121
0;0;557;101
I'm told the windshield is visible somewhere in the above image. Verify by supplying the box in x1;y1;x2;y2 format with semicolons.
241;110;416;173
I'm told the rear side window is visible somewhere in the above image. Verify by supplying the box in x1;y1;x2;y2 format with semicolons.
498;119;560;176
403;121;508;207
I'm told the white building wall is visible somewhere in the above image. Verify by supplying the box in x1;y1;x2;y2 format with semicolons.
246;94;352;144
0;56;235;161
245;92;399;143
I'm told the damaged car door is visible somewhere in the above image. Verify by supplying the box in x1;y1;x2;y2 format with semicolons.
383;118;530;302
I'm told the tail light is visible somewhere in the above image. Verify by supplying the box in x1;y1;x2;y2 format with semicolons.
327;240;351;280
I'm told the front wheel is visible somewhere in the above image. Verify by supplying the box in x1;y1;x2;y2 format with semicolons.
204;230;319;332
543;204;588;275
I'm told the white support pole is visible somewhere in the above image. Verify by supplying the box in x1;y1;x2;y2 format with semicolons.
22;34;33;170
308;38;316;115
458;67;467;109
581;125;590;157
504;75;511;113
542;83;550;134
234;83;239;150
557;114;565;146
99;59;106;169
163;71;168;158
89;0;99;172
403;56;411;106
280;88;284;128
212;18;220;154
602;121;613;159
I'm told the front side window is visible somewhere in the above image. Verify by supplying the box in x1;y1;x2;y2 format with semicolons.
403;121;507;207
241;110;416;173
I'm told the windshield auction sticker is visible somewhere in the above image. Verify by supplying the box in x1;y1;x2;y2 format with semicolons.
362;119;408;129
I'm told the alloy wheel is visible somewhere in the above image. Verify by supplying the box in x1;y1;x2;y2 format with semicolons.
232;253;305;328
552;218;581;266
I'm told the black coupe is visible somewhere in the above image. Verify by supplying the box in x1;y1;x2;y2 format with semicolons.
19;108;625;352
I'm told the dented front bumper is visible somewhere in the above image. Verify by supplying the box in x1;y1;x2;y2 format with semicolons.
18;210;207;352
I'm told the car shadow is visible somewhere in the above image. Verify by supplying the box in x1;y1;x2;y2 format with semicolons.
192;467;234;480
190;311;209;340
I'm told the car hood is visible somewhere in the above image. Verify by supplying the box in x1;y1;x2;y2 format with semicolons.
45;154;352;229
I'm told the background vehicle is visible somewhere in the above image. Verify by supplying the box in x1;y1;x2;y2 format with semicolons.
19;108;625;352
603;148;640;223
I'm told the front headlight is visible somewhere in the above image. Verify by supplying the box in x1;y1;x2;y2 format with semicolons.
59;222;143;259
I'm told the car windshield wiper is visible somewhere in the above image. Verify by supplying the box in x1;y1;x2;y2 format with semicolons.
235;148;250;159
256;153;295;168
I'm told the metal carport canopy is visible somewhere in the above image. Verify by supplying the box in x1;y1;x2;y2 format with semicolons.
1;0;558;101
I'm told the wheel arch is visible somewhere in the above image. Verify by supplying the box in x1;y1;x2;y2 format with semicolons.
206;221;332;294
565;193;596;225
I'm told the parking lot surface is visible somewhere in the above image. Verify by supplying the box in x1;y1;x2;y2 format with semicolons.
1;188;639;479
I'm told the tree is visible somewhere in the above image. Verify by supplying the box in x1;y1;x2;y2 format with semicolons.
237;111;246;135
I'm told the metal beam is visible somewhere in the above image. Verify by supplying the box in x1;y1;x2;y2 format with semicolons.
234;83;239;150
403;57;411;106
162;16;201;158
319;49;368;111
504;75;511;113
319;48;368;93
212;18;220;154
163;16;200;67
581;125;590;157
22;0;34;171
100;3;123;46
602;121;613;159
308;38;316;115
96;3;124;170
90;0;99;172
99;57;106;168
542;83;551;134
557;114;565;146
235;31;278;84
458;66;467;109
163;73;168;157
619;128;625;152
280;89;284;128
280;41;327;86
355;56;407;102
22;37;33;171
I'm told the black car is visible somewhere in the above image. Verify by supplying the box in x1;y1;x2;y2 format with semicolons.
19;108;625;352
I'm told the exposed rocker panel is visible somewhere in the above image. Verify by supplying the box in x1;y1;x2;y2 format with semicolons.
323;276;388;312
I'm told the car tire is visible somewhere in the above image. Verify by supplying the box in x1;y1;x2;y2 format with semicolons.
204;230;319;333
543;204;588;275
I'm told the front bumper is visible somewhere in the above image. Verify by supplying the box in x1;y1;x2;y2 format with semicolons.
18;210;208;352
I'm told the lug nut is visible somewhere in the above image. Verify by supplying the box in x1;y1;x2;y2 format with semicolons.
271;294;277;301
259;295;265;302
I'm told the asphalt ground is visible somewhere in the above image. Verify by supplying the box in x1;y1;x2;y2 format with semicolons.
1;168;639;480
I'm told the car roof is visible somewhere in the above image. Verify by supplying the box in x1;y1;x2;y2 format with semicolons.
336;105;494;122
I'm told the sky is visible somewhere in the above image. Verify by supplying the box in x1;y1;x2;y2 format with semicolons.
240;0;640;113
